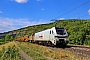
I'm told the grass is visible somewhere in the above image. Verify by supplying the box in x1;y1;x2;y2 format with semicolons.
17;42;47;60
16;42;90;60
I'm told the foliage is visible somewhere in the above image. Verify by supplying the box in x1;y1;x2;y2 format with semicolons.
0;34;14;45
67;20;90;45
0;38;5;45
5;34;14;42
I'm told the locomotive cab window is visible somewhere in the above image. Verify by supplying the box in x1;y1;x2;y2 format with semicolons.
55;27;65;35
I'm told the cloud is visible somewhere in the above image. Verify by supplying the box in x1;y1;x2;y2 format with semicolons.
41;8;45;11
15;0;28;3
0;29;4;31
88;9;90;15
60;18;65;20
0;11;3;14
0;17;49;33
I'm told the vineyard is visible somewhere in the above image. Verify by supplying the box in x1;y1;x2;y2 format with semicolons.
0;42;25;60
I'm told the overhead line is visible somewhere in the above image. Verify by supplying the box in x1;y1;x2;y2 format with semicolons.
51;0;78;20
56;0;90;19
79;14;89;18
53;0;78;17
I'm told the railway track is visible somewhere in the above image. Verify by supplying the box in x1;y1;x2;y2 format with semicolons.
66;45;90;58
49;45;90;58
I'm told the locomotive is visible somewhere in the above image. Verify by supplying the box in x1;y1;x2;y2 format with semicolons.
16;27;68;46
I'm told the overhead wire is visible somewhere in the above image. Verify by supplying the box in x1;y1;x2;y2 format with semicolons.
76;8;89;19
51;0;78;20
55;0;90;19
79;14;89;19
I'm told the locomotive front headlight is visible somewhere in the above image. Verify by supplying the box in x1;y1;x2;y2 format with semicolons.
65;37;68;40
55;37;58;40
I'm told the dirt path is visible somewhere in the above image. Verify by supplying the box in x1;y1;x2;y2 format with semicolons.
14;42;33;60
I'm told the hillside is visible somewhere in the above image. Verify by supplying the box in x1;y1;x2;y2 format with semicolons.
1;19;90;45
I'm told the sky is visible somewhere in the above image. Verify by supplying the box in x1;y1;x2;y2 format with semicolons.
0;0;90;33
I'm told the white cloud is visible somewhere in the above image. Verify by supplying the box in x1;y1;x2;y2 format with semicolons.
0;11;3;14
88;9;90;15
15;0;28;3
41;8;45;11
0;17;49;33
60;18;65;20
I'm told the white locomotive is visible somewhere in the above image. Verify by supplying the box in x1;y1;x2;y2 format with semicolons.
34;27;68;46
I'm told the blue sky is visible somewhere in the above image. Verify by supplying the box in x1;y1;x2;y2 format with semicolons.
0;0;90;33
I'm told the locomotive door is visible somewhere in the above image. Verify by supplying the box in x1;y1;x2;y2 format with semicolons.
49;30;54;40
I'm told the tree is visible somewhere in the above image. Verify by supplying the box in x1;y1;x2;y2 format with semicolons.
5;34;14;42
